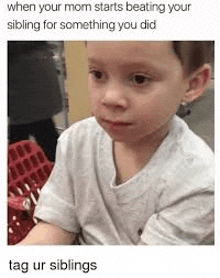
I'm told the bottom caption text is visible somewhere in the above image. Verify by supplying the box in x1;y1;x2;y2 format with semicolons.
9;259;97;274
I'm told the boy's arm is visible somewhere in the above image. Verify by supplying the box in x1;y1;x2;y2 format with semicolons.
18;221;76;245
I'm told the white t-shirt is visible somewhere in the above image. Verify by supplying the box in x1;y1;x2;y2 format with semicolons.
34;116;214;245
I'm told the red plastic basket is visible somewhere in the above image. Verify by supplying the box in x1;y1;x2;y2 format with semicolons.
8;140;53;245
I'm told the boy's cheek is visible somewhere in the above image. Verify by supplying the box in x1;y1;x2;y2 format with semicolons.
89;93;101;112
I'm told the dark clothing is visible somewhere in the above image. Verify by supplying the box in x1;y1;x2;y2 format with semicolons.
9;118;59;162
8;41;63;161
8;42;63;125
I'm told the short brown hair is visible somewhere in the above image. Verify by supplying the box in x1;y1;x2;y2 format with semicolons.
173;41;214;76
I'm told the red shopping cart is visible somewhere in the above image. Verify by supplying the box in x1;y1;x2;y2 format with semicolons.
8;140;53;245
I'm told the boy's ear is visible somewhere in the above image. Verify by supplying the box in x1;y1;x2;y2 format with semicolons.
182;64;212;103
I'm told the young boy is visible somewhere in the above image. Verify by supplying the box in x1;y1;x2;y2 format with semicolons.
20;41;214;245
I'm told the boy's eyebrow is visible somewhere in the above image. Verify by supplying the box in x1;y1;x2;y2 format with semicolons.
88;57;157;68
88;57;164;75
88;57;102;64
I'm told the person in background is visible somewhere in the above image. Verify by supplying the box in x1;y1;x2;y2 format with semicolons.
8;41;63;162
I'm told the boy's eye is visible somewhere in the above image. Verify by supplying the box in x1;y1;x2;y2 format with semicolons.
89;69;108;83
130;74;152;85
92;71;103;79
134;75;146;84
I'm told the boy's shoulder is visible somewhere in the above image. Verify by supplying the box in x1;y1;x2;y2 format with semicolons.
160;115;214;186
172;116;214;162
154;116;214;210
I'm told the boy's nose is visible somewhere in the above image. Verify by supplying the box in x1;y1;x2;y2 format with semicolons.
101;86;128;109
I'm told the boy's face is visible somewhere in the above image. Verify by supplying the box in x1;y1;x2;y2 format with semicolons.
88;41;189;145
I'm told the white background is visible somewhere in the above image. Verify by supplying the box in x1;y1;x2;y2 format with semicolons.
1;0;219;277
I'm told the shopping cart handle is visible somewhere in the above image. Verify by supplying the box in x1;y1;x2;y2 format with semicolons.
8;196;32;211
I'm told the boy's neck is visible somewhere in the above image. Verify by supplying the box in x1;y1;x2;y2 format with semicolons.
113;121;170;185
115;120;170;152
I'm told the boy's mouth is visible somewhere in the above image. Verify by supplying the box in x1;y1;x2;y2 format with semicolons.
101;118;132;127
